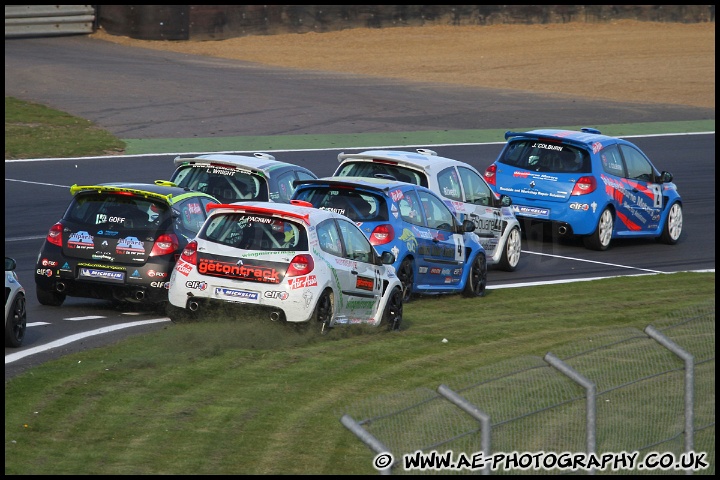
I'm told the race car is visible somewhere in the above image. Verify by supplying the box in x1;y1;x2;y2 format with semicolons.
484;128;683;250
166;200;404;333
333;148;521;271
35;183;218;307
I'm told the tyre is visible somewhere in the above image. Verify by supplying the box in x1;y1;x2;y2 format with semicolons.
5;293;27;348
583;208;613;251
498;226;521;271
463;253;487;297
311;288;334;335
397;258;414;303
380;286;403;331
36;286;66;306
659;202;683;244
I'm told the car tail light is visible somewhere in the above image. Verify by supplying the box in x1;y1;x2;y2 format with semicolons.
369;224;394;246
178;240;197;265
150;233;180;257
484;164;497;186
286;254;314;277
46;223;63;247
571;176;597;196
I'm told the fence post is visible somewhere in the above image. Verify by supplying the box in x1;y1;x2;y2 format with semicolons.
437;384;492;475
644;325;695;474
340;414;394;475
545;352;596;474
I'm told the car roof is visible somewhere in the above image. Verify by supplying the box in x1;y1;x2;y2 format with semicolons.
206;200;346;225
337;148;464;174
70;182;215;205
173;152;310;174
296;176;423;193
504;128;622;149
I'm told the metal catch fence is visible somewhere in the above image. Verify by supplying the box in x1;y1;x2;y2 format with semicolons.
341;299;714;475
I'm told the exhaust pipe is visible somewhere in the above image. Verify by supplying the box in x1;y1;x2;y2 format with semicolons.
558;225;568;235
56;282;66;293
188;300;200;312
270;311;280;322
134;290;145;300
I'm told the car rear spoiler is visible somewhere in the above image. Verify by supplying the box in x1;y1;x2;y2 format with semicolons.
70;184;174;203
206;203;311;225
291;178;394;195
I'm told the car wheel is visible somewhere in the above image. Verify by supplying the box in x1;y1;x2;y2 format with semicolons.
380;286;403;331
463;253;487;297
397;258;414;303
36;287;66;306
311;288;334;335
498;226;521;271
659;202;683;244
5;293;27;348
583;208;613;251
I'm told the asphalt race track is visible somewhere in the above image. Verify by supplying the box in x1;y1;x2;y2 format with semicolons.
4;35;715;379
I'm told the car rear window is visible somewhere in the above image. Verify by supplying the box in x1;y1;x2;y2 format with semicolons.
199;213;308;251
171;164;269;203
65;193;170;232
336;161;428;187
498;140;591;174
293;186;389;222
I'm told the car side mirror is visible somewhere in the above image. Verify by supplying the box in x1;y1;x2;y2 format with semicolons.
500;194;513;207
660;171;674;183
461;219;475;233
5;256;17;271
380;251;396;265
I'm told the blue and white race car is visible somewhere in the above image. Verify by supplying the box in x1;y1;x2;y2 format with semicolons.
484;128;683;250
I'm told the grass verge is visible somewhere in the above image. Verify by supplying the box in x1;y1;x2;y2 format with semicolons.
4;272;714;474
5;96;125;159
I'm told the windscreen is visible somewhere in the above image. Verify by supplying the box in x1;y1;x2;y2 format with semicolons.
335;161;428;187
498;140;591;174
199;213;307;251
171;164;269;203
293;186;389;222
61;193;172;263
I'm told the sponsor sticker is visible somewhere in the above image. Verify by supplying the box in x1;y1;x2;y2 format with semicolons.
214;287;259;301
355;276;374;291
68;231;94;249
175;260;193;276
264;291;289;300
288;275;318;289
79;268;124;282
117;236;146;255
198;258;281;284
185;281;208;290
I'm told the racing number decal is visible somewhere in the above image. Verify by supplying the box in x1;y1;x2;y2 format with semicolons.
649;183;662;208
453;234;465;262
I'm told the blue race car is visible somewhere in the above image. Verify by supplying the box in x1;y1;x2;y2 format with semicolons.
292;177;487;301
483;128;683;250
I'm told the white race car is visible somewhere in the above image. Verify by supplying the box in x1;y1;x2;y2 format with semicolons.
5;257;27;348
166;200;403;333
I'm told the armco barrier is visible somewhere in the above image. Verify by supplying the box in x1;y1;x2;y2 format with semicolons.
5;5;95;38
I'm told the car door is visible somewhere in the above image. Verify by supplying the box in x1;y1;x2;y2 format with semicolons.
335;218;383;323
599;144;663;235
453;166;505;258
415;190;466;288
395;188;435;286
617;144;664;233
